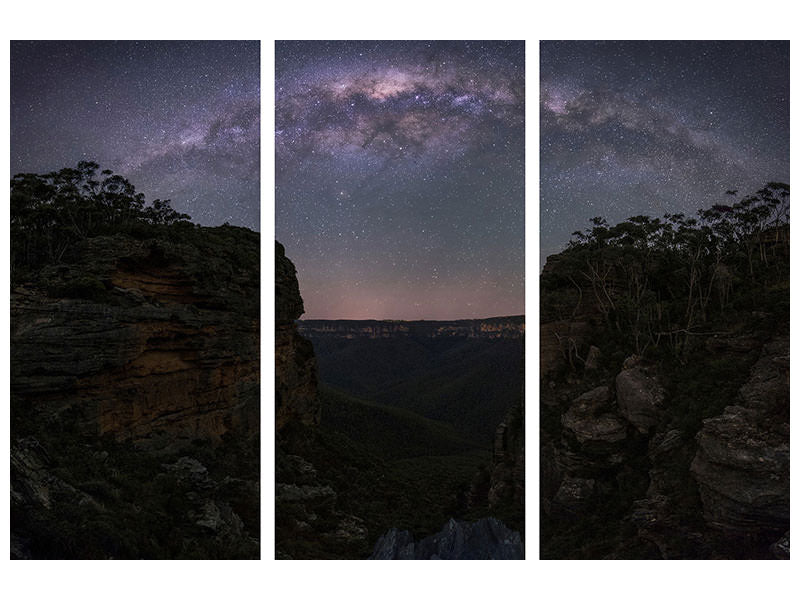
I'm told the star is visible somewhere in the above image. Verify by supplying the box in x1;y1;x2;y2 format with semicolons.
11;41;260;231
276;41;524;320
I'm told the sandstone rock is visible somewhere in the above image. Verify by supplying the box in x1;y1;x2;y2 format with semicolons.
615;367;665;433
275;241;320;430
324;515;369;546
540;319;593;376
276;483;337;507
11;437;99;512
11;232;260;449
275;240;305;322
770;531;789;559
563;412;628;445
487;395;524;510
691;405;788;537
645;429;690;498
690;337;789;541
553;476;596;513
370;517;523;560
369;528;416;559
554;386;627;479
560;386;628;445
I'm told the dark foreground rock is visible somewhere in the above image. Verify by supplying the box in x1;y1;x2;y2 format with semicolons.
275;241;320;430
370;518;524;560
690;336;789;544
11;226;260;559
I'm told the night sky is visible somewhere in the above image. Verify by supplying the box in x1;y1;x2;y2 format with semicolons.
541;41;789;267
11;41;259;229
276;41;524;320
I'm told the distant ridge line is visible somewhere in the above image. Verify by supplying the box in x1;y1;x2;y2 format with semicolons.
297;316;524;340
298;315;524;323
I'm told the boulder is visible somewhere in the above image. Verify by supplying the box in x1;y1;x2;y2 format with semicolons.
690;337;789;541
561;386;627;445
615;367;665;433
370;517;523;560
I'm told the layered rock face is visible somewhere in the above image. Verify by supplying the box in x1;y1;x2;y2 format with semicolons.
541;331;789;558
275;242;369;558
691;336;789;543
275;241;320;430
487;386;525;511
11;232;259;448
11;227;260;559
615;366;666;434
370;518;524;560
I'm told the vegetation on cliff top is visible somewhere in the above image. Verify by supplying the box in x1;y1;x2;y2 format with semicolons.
12;161;189;267
542;182;789;363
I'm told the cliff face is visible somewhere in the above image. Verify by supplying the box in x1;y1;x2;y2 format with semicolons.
274;242;369;558
12;232;259;449
275;241;320;430
11;227;260;559
540;242;790;559
298;316;524;340
691;336;789;542
487;381;525;513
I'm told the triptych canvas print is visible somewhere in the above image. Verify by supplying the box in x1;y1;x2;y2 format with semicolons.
8;40;789;560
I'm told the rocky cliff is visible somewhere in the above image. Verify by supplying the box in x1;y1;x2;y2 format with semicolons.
12;231;259;448
370;517;524;559
691;336;789;545
540;244;789;559
11;226;260;559
275;242;369;558
275;241;320;431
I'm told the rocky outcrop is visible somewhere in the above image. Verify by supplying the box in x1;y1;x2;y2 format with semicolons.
274;242;370;558
615;366;666;434
561;386;627;444
691;337;789;542
552;386;629;479
370;517;524;559
275;241;319;430
540;319;593;376
487;392;524;510
11;227;260;559
11;230;259;449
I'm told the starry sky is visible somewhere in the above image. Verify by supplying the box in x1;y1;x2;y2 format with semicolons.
11;41;259;229
276;41;524;320
541;41;789;267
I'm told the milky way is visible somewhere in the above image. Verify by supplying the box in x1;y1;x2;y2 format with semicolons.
11;41;259;229
541;41;789;267
276;41;524;320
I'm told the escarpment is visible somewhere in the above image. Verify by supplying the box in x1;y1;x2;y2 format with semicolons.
12;231;259;449
275;242;370;558
275;241;320;431
11;225;260;559
540;221;789;559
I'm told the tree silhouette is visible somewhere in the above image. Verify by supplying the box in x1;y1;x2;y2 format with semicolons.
543;183;789;360
10;161;193;275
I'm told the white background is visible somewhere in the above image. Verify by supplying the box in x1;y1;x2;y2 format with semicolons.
1;1;797;598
